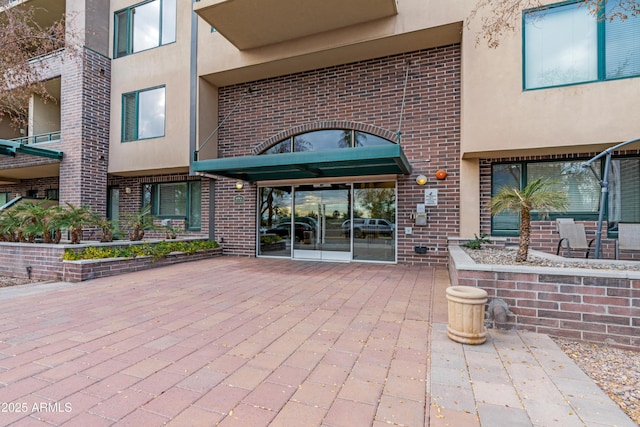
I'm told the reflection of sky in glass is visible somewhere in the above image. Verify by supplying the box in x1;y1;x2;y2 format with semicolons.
138;87;165;139
265;139;291;154
294;189;348;219
162;0;177;44
605;2;640;78
294;130;350;152
133;1;160;53
525;4;597;88
355;132;393;147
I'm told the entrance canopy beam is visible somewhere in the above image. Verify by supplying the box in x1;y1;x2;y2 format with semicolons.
0;139;63;160
192;144;411;182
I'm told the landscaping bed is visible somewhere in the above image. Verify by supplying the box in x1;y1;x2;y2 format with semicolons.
448;244;640;348
0;239;221;283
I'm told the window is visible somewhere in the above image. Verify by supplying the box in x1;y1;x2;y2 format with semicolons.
524;0;640;89
107;187;120;222
122;86;165;141
143;181;201;230
0;192;9;206
491;160;601;235
263;130;394;154
44;189;59;200
608;157;640;231
114;0;176;58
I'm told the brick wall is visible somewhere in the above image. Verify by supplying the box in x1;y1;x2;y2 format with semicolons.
448;246;640;349
479;150;640;261
215;45;461;264
62;247;222;282
0;177;59;200
0;241;221;282
0;243;66;281
59;48;110;216
107;174;211;240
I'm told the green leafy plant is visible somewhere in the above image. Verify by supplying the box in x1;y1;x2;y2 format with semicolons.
491;178;568;262
58;203;94;244
260;234;283;245
122;206;156;241
91;216;117;243
63;239;219;261
461;233;493;250
164;224;180;240
0;209;21;242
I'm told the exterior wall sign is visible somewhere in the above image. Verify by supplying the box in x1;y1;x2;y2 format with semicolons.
424;189;438;206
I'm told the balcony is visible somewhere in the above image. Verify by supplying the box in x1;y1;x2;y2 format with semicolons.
194;0;398;50
10;131;61;145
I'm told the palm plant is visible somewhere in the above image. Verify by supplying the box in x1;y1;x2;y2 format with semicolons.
490;178;569;262
123;206;155;241
91;215;117;243
0;210;21;242
59;203;94;244
12;201;51;242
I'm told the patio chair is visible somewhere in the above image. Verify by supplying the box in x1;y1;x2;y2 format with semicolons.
615;223;640;259
555;218;575;230
556;222;594;258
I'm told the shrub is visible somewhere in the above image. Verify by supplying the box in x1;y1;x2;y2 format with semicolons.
63;239;219;261
461;233;493;250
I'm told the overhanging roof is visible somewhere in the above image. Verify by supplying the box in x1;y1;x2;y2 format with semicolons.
193;145;411;182
0;140;63;160
194;0;398;50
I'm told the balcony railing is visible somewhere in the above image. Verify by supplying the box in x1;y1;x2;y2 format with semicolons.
10;131;61;145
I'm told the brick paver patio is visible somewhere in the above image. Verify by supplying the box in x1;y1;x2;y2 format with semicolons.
0;257;435;426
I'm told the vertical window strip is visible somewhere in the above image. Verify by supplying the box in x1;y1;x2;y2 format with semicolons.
114;0;176;59
523;0;640;89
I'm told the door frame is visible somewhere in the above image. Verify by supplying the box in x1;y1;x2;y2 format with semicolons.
256;175;398;263
292;184;352;261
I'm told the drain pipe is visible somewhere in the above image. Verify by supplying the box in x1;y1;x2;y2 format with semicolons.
487;299;510;330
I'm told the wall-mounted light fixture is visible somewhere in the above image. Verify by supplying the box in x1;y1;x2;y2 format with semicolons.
235;181;245;190
125;187;132;194
416;175;427;186
435;169;447;180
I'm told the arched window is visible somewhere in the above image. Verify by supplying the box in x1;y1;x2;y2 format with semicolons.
262;130;394;155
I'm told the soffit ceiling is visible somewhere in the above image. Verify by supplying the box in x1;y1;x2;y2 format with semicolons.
194;0;398;50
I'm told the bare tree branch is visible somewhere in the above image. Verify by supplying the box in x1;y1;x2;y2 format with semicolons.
0;2;73;130
468;0;640;48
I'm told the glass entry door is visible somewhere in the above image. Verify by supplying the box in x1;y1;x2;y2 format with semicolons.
293;184;351;261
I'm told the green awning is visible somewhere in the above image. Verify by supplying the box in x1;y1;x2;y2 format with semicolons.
193;144;411;182
0;139;63;160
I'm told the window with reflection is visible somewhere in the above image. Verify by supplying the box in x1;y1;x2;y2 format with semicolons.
122;86;165;141
114;0;176;59
352;182;396;262
262;130;394;154
491;160;600;235
608;157;640;232
258;186;293;257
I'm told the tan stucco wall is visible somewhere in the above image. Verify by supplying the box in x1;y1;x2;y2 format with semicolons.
30;93;60;136
108;0;193;175
458;3;640;236
461;29;640;158
196;0;469;86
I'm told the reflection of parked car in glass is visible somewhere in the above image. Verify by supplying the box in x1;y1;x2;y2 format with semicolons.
266;222;314;242
342;218;394;238
279;216;318;230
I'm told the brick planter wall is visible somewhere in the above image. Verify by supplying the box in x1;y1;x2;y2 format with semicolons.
62;247;222;282
448;245;640;349
0;243;67;282
0;241;221;283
